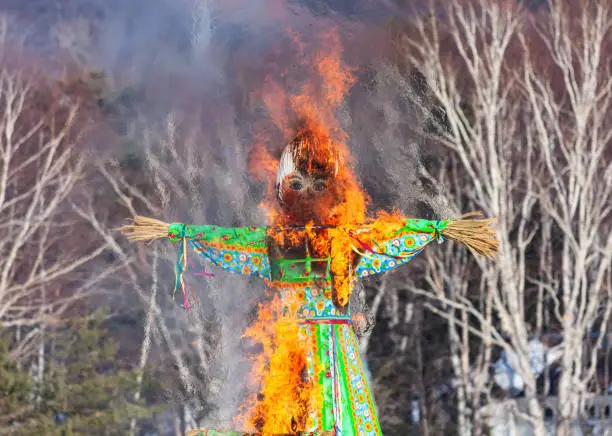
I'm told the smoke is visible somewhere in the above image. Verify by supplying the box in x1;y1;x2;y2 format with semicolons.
0;0;456;429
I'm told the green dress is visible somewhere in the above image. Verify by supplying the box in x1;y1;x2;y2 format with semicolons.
169;218;447;435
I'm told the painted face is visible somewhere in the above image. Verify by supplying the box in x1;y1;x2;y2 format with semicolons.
276;129;342;225
279;171;337;224
284;173;329;194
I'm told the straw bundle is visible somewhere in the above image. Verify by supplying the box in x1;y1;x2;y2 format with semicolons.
441;212;499;258
118;216;171;242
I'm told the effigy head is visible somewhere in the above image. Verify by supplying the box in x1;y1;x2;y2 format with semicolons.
275;129;342;225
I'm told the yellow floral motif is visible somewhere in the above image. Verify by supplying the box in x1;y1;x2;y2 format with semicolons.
194;240;266;254
316;300;325;312
223;252;233;262
296;290;305;301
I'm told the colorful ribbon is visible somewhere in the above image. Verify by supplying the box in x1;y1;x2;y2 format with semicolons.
169;223;219;310
172;224;191;310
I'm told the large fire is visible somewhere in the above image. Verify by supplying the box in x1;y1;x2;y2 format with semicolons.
234;295;321;434
249;29;372;304
237;29;405;434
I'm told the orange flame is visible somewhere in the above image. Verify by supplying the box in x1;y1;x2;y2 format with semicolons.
239;28;384;433
236;295;321;434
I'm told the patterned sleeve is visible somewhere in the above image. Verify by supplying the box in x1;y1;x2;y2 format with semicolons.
353;218;447;278
168;223;271;280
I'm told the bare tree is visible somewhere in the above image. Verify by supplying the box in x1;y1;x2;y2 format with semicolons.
0;65;114;361
399;1;549;433
87;96;268;430
142;108;267;428
390;0;612;435
0;55;139;436
521;1;612;434
396;155;496;436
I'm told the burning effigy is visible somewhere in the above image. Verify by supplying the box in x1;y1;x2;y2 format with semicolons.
119;30;498;436
120;128;497;436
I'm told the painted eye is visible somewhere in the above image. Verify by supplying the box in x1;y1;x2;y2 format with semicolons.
312;180;327;192
289;180;303;190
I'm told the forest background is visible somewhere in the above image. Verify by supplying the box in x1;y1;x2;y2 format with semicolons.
0;0;610;435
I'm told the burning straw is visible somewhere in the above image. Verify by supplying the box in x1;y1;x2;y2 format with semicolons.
441;212;499;258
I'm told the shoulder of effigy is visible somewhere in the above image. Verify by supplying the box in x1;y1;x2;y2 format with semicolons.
183;225;269;244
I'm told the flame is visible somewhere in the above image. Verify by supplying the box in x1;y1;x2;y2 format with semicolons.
238;28;391;433
236;295;321;434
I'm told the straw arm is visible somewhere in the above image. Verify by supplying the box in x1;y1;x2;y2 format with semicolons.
116;213;499;258
117;216;171;242
440;212;499;258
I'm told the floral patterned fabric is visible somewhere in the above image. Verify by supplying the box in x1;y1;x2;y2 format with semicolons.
354;231;436;278
171;219;443;435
